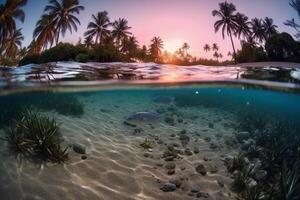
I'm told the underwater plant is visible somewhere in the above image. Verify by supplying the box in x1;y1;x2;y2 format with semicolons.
5;110;68;163
229;106;300;200
277;161;300;200
236;185;265;200
232;165;255;192
226;153;246;173
140;139;153;150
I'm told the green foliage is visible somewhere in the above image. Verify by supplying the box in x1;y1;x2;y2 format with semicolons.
232;166;254;192
226;153;246;173
92;44;123;62
5;110;68;163
140;139;153;150
19;43;89;65
18;54;40;65
236;42;268;63
75;53;90;63
265;32;300;62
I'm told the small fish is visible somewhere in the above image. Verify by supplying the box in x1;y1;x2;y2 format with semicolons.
126;112;159;123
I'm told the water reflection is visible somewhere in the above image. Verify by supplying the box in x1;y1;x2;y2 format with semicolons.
0;62;299;88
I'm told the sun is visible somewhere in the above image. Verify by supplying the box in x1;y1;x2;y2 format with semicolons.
164;38;184;53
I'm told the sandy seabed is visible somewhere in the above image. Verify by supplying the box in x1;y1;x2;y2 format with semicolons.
0;91;239;200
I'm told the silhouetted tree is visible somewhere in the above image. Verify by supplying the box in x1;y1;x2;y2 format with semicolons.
111;18;132;48
203;44;211;52
212;1;238;62
3;28;23;58
149;36;163;62
45;0;84;45
263;17;278;38
0;0;27;56
251;18;266;43
285;0;300;39
84;11;111;45
212;43;219;51
234;12;251;39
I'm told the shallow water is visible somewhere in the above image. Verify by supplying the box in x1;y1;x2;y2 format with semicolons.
1;62;300;199
0;84;300;200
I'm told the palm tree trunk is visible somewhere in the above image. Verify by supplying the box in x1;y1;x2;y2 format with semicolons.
229;30;236;63
56;27;61;45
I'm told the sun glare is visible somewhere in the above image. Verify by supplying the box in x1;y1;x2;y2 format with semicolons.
164;39;184;53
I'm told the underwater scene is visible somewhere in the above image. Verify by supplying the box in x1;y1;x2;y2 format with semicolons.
0;85;300;200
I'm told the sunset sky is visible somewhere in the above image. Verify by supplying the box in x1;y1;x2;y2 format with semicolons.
3;0;299;59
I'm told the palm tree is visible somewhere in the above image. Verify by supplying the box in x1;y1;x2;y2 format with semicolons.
121;35;139;57
111;18;132;48
263;17;277;38
212;1;238;62
203;44;211;52
212;43;219;51
3;28;23;58
33;14;56;52
219;53;223;60
213;51;220;61
182;42;190;56
234;12;251;39
84;11;111;45
44;0;84;44
251;18;266;43
0;0;27;48
149;36;163;62
84;35;93;47
285;0;300;38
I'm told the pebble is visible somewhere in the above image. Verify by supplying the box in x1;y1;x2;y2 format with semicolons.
197;192;209;198
165;163;176;170
169;179;182;188
208;123;214;128
154;162;162;167
191;188;199;193
165;117;175;126
134;128;143;134
179;135;190;147
195;164;207;176
73;143;86;154
160;183;177;192
203;157;209;161
184;148;193;156
144;153;150;158
167;169;175;175
81;155;87;160
217;180;224;187
165;156;175;161
193;147;200;154
204;137;211;142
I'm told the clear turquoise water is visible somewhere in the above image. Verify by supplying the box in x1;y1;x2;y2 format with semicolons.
0;83;300;199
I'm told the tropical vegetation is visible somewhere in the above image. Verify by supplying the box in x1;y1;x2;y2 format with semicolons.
1;0;300;66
